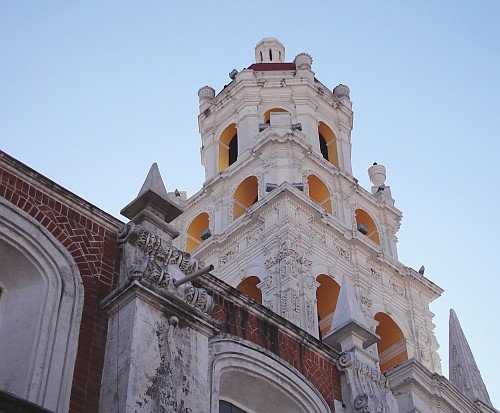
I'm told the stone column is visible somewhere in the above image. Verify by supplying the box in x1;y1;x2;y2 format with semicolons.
100;165;219;413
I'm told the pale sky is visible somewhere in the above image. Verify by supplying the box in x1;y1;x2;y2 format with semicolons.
1;1;499;406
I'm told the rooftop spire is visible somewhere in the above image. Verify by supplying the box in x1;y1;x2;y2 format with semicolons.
449;309;492;406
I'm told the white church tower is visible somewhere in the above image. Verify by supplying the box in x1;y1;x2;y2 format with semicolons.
171;37;442;375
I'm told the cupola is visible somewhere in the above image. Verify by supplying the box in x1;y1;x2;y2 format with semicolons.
255;37;285;63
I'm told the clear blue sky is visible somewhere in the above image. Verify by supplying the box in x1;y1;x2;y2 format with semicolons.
1;1;499;406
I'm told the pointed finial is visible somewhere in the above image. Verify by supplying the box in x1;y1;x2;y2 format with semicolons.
323;276;379;351
120;163;184;240
137;163;169;199
449;309;492;406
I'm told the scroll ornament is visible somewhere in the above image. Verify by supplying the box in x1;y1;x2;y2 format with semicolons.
117;222;213;314
337;352;398;413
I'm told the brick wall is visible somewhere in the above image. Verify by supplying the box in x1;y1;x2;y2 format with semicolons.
1;152;342;412
0;153;122;413
206;278;342;411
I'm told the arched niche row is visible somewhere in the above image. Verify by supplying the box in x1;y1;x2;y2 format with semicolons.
264;107;288;124
233;176;258;220
318;122;339;168
374;312;408;372
355;208;380;245
307;174;332;214
219;123;238;172
186;212;210;253
236;276;262;304
316;274;340;339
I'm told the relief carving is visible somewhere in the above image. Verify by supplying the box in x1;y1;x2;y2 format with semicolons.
281;295;288;318
389;279;405;297
247;228;263;245
337;352;398;413
292;291;300;314
336;245;350;260
117;222;213;314
306;300;315;332
369;268;382;283
219;244;239;265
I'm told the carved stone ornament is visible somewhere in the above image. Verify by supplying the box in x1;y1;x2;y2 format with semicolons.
337;351;398;413
117;222;214;314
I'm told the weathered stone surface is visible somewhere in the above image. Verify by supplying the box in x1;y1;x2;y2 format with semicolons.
449;309;492;406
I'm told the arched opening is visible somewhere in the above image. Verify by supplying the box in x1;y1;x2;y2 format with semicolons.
0;199;83;412
355;209;380;245
186;212;210;253
233;176;258;220
307;175;332;214
264;108;288;124
219;123;238;171
318;122;339;167
374;312;408;372
236;276;262;304
211;337;332;413
316;275;340;339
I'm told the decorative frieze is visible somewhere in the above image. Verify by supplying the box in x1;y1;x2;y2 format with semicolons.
219;244;239;265
336;245;350;260
369;267;382;283
388;279;405;297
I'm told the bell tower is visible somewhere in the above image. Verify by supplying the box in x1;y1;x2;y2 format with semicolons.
171;39;440;378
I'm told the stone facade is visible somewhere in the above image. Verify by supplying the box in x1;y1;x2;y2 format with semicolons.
0;38;497;413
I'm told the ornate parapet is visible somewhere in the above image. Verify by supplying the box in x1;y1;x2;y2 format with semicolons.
117;222;213;314
337;351;398;413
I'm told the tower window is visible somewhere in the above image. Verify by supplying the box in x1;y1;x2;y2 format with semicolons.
264;108;288;125
319;133;329;161
269;49;272;61
186;212;210;253
228;134;238;166
219;123;238;171
354;209;380;245
236;276;262;304
375;313;408;372
307;174;333;214
318;122;339;167
316;275;340;339
233;176;258;220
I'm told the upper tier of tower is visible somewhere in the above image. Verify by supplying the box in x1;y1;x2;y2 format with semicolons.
197;38;354;183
